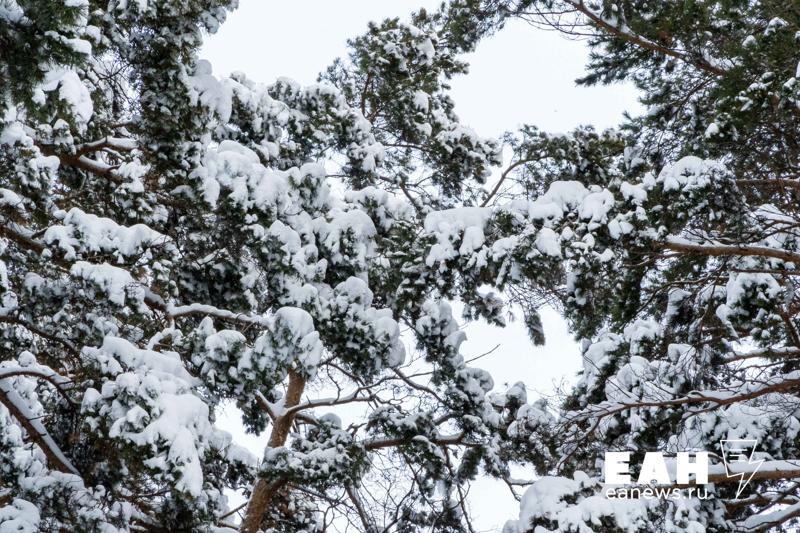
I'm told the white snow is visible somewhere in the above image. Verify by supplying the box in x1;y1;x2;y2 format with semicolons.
534;227;561;257
70;261;140;306
39;68;93;126
424;207;492;266
506;472;666;533
0;498;40;532
412;90;430;112
44;208;166;259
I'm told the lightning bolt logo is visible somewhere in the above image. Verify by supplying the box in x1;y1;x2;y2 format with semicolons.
719;439;763;499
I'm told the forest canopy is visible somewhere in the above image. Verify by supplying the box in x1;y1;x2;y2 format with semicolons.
1;0;799;531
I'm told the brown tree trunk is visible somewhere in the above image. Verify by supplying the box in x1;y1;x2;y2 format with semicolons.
239;371;307;533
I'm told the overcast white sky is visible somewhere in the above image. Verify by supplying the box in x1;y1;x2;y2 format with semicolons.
201;2;640;530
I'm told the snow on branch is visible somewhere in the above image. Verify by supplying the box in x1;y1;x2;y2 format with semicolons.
665;237;800;265
0;379;78;475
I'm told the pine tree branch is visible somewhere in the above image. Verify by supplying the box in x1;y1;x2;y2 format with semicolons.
707;460;800;486
0;367;76;406
0;222;48;256
0;315;80;356
664;237;800;265
577;373;800;421
166;303;271;326
362;433;478;450
38;144;123;183
725;346;800;363
0;222;274;329
739;499;800;532
566;0;727;76
284;377;393;416
0;379;79;475
74;136;137;156
737;178;800;192
345;484;377;533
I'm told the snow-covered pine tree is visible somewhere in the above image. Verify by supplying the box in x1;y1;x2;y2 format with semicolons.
434;0;800;531
7;0;798;531
0;2;563;531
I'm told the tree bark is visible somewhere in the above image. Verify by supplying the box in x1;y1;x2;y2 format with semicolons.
239;371;307;533
664;238;800;265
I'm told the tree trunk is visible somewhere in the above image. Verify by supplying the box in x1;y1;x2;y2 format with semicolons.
240;371;307;533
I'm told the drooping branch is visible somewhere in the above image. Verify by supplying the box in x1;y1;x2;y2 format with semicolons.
0;366;76;406
0;379;79;475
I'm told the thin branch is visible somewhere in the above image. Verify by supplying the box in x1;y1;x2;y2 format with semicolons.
0;380;79;475
346;484;377;533
480;158;536;207
566;0;726;76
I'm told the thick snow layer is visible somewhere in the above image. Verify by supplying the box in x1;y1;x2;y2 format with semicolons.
81;336;251;499
657;155;726;192
412;90;430;112
128;393;211;496
424;207;492;266
505;473;663;533
39;68;93;126
86;336;199;386
534;227;561;257
528;181;590;220
44;208;166;259
0;498;40;532
193;140;291;211
70;261;140;306
190;60;233;123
